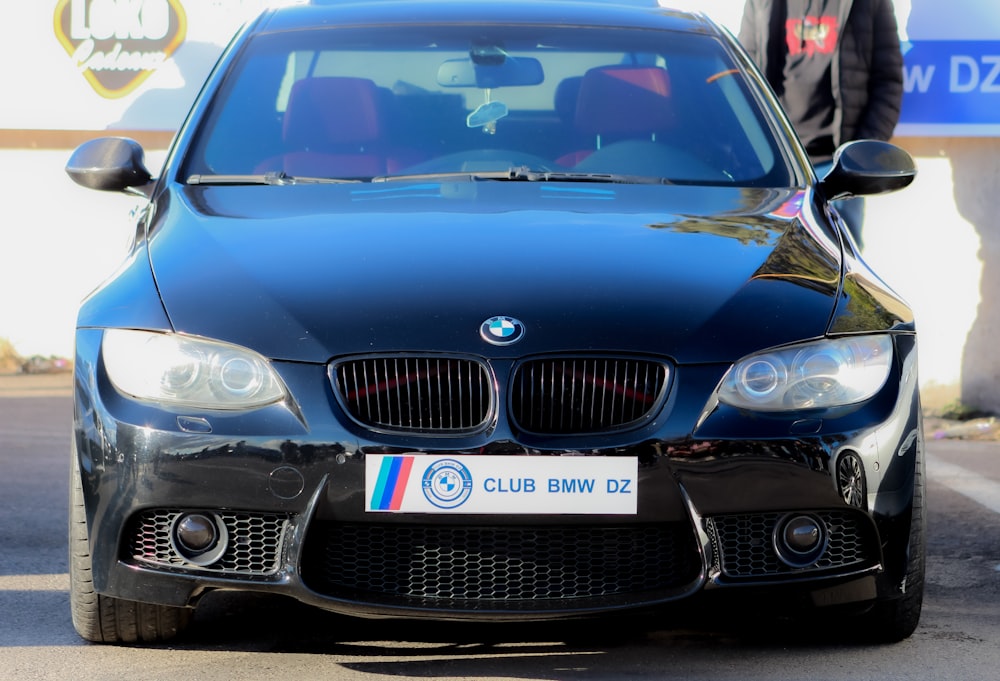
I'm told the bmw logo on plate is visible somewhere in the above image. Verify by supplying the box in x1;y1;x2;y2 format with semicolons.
480;316;525;346
422;459;474;509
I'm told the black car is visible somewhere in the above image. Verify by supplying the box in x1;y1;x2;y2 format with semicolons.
66;0;922;645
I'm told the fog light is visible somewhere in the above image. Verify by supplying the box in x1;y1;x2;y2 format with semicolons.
176;514;216;552
171;512;228;566
773;514;827;568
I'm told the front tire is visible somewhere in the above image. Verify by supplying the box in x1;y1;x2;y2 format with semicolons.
69;451;193;643
856;444;926;642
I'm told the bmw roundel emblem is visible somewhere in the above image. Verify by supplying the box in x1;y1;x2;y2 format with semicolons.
480;316;525;346
422;459;474;509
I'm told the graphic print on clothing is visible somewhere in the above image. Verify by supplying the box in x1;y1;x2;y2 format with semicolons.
785;16;840;56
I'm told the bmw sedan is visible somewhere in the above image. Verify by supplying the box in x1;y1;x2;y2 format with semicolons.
66;0;923;644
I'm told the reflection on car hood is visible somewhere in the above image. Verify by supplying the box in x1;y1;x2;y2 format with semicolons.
149;182;841;363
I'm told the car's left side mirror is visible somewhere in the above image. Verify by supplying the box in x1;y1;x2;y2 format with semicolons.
819;140;916;200
66;137;153;196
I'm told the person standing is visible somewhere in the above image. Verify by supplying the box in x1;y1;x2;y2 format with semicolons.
738;0;904;250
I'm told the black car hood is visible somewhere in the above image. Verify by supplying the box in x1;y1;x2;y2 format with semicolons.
148;182;842;364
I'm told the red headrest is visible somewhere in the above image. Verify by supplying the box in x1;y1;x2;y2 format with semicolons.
554;76;584;123
283;77;382;149
574;66;673;135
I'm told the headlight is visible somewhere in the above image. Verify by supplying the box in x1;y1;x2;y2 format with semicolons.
717;336;893;411
102;330;286;409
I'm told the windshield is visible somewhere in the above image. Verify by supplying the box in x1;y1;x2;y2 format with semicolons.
181;24;790;187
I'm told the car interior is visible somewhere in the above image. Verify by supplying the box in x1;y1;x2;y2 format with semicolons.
188;26;786;186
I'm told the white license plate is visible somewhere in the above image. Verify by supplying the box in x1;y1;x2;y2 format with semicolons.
366;454;637;514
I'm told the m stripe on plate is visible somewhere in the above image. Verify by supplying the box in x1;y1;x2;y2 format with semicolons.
371;456;415;511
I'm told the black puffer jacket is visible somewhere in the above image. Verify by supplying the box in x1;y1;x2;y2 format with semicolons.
738;0;903;148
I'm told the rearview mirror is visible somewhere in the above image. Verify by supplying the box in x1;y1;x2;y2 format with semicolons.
437;57;544;89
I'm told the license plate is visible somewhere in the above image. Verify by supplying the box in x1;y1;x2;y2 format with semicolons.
366;454;637;514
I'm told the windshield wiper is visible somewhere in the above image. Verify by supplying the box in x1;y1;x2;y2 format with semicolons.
370;171;512;183
186;172;362;185
372;166;670;185
505;167;672;185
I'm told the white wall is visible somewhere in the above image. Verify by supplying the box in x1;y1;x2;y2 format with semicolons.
863;137;999;409
0;150;158;359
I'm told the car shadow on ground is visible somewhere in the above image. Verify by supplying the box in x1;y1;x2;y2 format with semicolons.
178;589;883;656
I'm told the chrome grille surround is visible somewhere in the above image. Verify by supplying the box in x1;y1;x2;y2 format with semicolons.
332;355;494;434
511;356;670;434
302;523;702;607
125;509;289;575
708;510;878;579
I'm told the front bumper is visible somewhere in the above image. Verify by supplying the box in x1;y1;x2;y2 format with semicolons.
72;329;921;620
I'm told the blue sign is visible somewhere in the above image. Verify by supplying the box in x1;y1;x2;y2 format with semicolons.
898;40;1000;136
893;0;1000;136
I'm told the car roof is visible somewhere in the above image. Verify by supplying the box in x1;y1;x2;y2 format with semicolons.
254;0;719;36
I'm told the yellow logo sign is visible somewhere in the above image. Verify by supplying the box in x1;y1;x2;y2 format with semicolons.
54;0;188;99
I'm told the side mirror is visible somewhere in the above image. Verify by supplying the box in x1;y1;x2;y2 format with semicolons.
819;140;916;200
66;137;153;194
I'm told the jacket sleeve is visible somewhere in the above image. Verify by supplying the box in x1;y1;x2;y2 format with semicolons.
854;0;904;140
737;0;763;64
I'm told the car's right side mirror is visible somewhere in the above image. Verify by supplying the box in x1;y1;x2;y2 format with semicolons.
819;139;916;200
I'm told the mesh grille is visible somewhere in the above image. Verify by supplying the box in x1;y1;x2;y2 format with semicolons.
302;523;701;606
710;510;876;578
511;357;669;434
333;356;492;433
126;510;289;575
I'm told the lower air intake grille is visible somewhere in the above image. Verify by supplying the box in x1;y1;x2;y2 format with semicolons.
302;523;701;606
511;357;669;434
710;510;877;579
333;356;492;433
126;509;289;575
